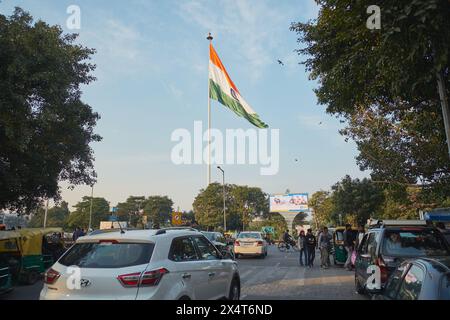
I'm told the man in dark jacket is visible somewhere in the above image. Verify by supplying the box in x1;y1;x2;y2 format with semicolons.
305;229;316;268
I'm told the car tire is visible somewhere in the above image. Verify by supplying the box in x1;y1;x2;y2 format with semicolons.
228;278;240;300
355;275;365;295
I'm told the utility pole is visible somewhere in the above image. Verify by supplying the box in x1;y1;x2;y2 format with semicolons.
43;199;49;228
88;184;94;231
217;166;226;231
437;70;450;158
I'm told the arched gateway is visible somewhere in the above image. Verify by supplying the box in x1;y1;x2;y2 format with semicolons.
269;193;309;235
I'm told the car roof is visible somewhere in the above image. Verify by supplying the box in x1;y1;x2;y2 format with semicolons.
77;228;202;242
414;257;450;273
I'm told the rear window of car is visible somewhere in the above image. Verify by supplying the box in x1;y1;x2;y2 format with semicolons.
382;228;449;257
238;233;261;239
58;242;154;268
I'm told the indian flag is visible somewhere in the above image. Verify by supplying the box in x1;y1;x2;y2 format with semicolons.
209;44;268;128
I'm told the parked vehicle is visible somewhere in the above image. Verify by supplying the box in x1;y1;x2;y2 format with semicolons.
332;226;357;265
354;220;450;295
0;231;18;294
40;227;240;300
373;257;450;300
0;228;64;285
202;231;235;260
234;231;268;258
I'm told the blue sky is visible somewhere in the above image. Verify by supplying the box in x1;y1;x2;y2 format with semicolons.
1;0;369;211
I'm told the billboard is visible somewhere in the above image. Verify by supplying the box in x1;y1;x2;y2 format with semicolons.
270;193;308;213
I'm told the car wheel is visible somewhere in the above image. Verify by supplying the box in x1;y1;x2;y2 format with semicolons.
228;279;240;300
355;275;365;295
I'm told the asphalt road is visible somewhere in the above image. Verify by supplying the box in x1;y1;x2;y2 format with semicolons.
1;280;43;300
1;245;367;300
237;245;367;300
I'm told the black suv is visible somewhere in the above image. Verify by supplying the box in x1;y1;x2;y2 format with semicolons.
354;220;450;295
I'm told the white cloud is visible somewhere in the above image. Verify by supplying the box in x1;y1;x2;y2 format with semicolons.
178;0;310;82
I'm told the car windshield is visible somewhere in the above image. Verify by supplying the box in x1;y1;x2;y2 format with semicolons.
58;242;154;268
238;233;261;239
382;228;449;257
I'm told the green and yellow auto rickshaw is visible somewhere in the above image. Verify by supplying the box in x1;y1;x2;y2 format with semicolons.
0;231;19;294
331;226;357;265
0;228;64;285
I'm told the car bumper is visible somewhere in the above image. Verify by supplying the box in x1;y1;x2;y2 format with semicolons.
234;246;265;255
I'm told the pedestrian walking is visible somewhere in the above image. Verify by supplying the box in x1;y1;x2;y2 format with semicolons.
318;226;331;269
343;224;354;271
72;227;81;241
305;229;316;268
355;224;365;250
297;230;307;266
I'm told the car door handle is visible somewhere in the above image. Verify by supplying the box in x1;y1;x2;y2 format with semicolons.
182;273;191;279
208;272;215;277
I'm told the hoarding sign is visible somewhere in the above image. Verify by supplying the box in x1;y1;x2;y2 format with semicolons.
270;193;308;212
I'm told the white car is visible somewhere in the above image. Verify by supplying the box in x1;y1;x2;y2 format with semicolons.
234;231;268;259
40;228;240;300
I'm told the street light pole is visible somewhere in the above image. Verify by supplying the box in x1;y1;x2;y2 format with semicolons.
43;199;49;228
88;184;94;231
217;166;226;231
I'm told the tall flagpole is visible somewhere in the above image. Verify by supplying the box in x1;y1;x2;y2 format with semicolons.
207;32;213;186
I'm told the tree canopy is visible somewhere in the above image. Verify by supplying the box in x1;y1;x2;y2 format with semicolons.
28;201;70;228
291;0;450;206
193;183;269;231
143;196;174;226
0;8;101;212
65;196;109;230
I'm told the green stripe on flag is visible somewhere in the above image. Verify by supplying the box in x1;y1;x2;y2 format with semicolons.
209;80;268;128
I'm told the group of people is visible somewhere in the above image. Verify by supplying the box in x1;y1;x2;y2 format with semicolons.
282;228;318;268
294;223;366;270
72;227;86;241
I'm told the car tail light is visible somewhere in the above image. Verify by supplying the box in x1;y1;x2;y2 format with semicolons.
44;268;60;285
234;241;240;246
140;268;169;286
376;257;388;283
117;272;141;287
256;241;263;246
117;268;169;287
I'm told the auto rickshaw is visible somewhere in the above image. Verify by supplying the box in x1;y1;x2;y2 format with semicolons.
331;226;358;265
0;228;64;285
0;231;19;294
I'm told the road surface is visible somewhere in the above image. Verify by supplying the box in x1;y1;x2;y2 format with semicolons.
1;245;367;300
238;245;366;300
